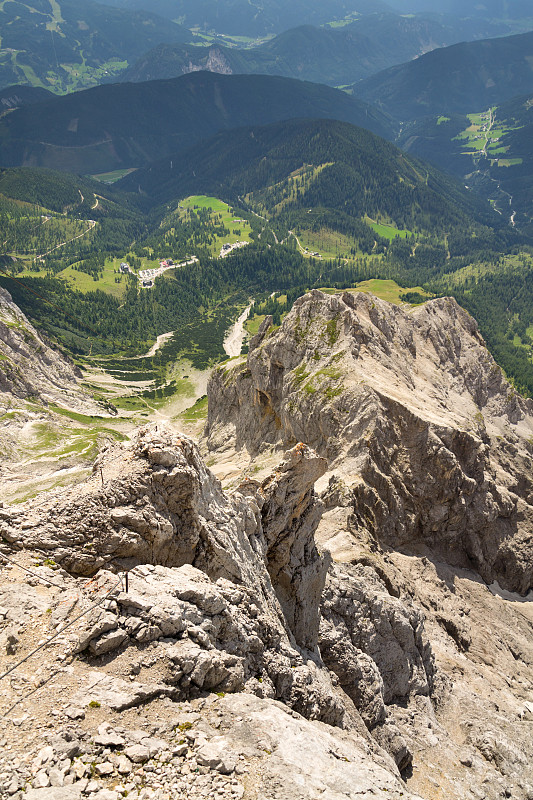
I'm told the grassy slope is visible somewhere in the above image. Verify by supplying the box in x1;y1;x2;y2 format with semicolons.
180;196;253;256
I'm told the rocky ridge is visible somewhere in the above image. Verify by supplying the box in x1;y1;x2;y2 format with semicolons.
206;290;533;594
0;290;532;800
0;426;424;799
0;285;105;466
0;286;111;501
204;289;533;797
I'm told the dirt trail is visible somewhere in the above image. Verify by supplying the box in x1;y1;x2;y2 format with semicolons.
35;220;96;259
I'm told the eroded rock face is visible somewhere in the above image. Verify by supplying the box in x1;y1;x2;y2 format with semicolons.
206;290;533;595
0;287;98;413
1;427;349;728
319;562;436;770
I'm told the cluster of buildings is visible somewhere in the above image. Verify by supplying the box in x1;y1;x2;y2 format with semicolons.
119;241;249;290
220;241;248;258
137;257;199;288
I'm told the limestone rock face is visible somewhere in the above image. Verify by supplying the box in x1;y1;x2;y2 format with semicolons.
2;288;533;800
0;287;98;413
1;427;349;727
206;289;533;595
319;562;436;770
259;444;329;651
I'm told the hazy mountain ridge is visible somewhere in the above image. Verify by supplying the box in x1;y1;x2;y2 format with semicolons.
121;14;512;87
0;72;395;174
94;0;392;36
354;29;533;121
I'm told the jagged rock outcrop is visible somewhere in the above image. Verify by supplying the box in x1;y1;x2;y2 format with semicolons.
183;47;234;76
319;561;436;770
203;289;533;797
0;424;433;798
1;428;353;729
206;290;533;596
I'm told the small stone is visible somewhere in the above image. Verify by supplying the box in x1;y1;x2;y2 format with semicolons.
24;787;85;800
89;629;128;657
49;736;80;760
6;630;18;655
84;780;100;793
66;707;85;721
196;739;236;775
140;737;167;758
460;755;473;767
124;745;150;764
94;733;125;748
94;761;114;777
115;756;132;775
49;768;65;787
72;760;89;779
32;769;50;789
34;746;54;769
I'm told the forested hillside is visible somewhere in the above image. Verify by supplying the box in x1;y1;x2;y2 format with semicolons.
121;118;499;237
3;115;533;396
0;73;394;174
354;29;533;120
0;85;53;109
398;94;533;231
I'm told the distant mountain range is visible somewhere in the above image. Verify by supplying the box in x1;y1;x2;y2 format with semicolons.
121;14;514;87
353;29;533;121
387;0;533;17
95;0;392;37
0;0;192;94
3;0;530;99
0;72;394;174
